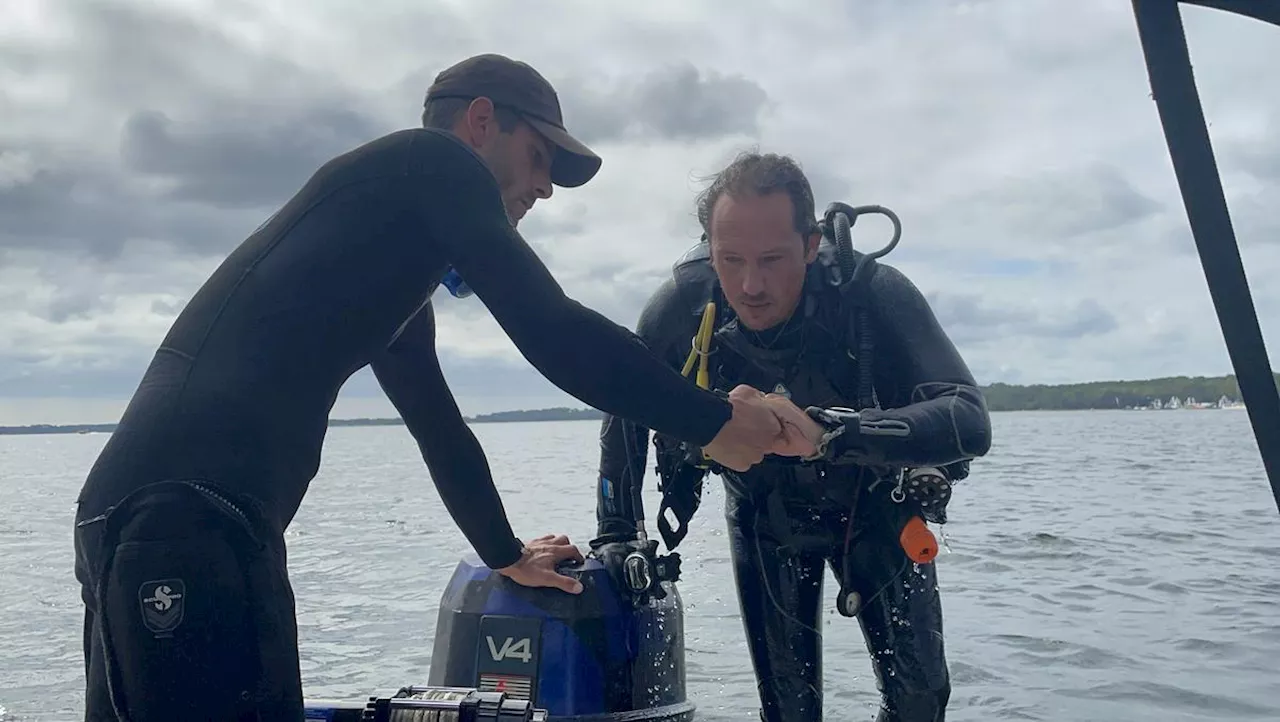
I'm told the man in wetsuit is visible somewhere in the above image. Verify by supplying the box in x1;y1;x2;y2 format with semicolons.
72;55;810;722
592;152;993;721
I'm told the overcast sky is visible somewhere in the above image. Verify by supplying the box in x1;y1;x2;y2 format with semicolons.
3;0;1279;424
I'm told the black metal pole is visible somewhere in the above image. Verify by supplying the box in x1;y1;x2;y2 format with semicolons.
1132;0;1280;515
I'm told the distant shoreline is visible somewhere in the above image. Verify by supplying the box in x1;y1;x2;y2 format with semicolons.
0;407;606;437
0;373;1269;437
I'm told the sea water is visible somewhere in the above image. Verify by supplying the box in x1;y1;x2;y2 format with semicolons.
1;410;1277;721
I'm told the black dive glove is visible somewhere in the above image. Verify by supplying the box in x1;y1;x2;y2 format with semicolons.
802;406;912;463
803;406;864;463
803;406;953;523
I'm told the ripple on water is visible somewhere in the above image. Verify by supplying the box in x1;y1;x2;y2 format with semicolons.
1053;680;1278;719
3;414;1279;721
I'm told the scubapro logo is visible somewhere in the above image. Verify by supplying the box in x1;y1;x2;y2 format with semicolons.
138;579;186;635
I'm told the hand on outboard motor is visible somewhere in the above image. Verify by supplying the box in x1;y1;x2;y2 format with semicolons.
496;533;585;594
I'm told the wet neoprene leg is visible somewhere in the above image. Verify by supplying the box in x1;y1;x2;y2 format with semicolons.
833;484;950;722
724;488;827;722
74;480;304;721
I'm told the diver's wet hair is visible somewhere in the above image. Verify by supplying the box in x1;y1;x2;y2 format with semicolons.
695;150;820;241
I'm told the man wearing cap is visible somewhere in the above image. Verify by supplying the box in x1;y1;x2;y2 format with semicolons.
71;53;820;721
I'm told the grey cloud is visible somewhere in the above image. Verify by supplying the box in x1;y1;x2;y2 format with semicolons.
0;361;147;399
1147;182;1280;255
550;63;770;145
928;291;1119;345
6;0;769;265
42;289;113;324
58;0;326;110
395;58;771;146
1232;149;1280;185
976;164;1163;241
120;105;384;210
87;0;393;213
0;0;393;257
0;339;557;404
0;145;265;257
629;63;770;141
518;203;592;247
1220;114;1280;187
0;331;155;398
1232;192;1280;245
805;165;859;212
150;298;187;316
4;0;1280;413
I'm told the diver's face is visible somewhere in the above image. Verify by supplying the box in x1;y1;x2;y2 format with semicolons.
708;191;819;331
479;120;554;226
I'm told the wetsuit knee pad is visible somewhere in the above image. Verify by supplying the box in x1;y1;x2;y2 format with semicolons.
88;480;301;722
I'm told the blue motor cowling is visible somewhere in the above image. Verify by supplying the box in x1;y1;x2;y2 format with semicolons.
425;548;693;721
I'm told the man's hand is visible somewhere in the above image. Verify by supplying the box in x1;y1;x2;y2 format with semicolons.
495;533;585;594
762;392;823;457
702;385;785;471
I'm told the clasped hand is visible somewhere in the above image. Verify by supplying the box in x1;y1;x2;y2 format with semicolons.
702;384;825;472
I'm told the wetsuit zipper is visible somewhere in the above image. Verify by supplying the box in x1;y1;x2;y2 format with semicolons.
189;481;254;533
75;481;253;533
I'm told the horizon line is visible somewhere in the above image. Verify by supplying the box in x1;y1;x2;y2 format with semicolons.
0;371;1264;433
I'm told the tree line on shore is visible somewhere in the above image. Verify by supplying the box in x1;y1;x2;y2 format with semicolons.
979;373;1272;411
2;374;1273;436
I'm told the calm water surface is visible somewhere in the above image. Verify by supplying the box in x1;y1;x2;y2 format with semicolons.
1;410;1277;720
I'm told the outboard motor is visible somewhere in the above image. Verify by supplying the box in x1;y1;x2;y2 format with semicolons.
425;549;694;721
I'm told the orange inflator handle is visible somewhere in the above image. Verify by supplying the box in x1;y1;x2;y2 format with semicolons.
900;516;938;564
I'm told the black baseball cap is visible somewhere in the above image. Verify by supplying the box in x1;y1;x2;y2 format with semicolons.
425;53;602;188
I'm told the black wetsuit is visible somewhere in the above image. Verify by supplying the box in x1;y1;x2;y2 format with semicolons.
71;127;734;722
594;241;991;722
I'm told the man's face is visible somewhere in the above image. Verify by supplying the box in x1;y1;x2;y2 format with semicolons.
481;121;555;226
708;191;819;331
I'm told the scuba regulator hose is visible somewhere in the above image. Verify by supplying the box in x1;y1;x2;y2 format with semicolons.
821;202;941;580
609;315;717;603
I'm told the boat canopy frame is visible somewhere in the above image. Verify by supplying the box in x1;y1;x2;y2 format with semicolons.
1130;0;1280;515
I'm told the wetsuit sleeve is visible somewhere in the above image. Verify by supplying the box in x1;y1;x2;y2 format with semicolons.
405;132;732;447
849;263;993;467
595;277;693;538
369;302;525;570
